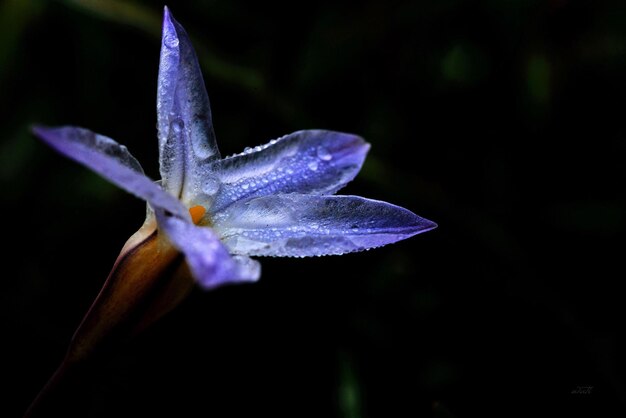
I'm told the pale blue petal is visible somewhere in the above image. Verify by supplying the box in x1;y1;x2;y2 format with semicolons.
157;213;260;289
33;125;188;220
208;130;369;213
157;7;219;200
212;194;437;257
231;255;262;282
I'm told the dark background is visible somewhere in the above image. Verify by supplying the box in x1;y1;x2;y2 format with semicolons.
2;0;625;416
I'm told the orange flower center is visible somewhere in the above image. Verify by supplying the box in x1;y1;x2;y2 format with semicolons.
188;205;206;225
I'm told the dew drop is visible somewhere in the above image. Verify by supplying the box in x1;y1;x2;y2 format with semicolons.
170;119;183;133
283;145;298;157
316;146;332;161
164;33;179;48
308;161;319;171
203;177;220;195
242;183;249;190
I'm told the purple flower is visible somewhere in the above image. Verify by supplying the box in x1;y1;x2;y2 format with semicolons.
25;9;437;416
33;7;436;291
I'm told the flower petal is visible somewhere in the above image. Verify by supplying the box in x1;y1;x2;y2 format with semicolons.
212;194;437;257
209;130;369;212
157;7;220;200
231;255;262;282
33;125;189;220
157;214;260;289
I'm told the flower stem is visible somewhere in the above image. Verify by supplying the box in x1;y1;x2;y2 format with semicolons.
25;222;195;416
23;355;93;417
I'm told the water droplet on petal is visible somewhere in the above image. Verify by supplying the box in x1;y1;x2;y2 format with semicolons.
316;146;333;161
164;33;179;48
171;119;183;133
203;177;220;195
308;161;319;171
242;183;249;190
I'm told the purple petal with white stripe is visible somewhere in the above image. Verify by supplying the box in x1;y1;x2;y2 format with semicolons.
157;213;260;289
32;125;188;220
212;194;437;257
208;130;369;212
157;7;219;200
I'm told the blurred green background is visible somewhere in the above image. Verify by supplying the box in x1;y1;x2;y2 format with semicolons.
2;0;626;416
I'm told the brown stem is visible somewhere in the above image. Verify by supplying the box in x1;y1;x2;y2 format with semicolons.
25;222;195;417
23;355;92;418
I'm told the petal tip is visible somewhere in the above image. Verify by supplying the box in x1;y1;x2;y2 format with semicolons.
410;216;438;235
30;124;45;137
163;5;172;22
342;131;369;150
31;124;50;135
161;5;178;43
357;137;371;158
322;130;370;163
424;218;438;231
31;125;60;147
